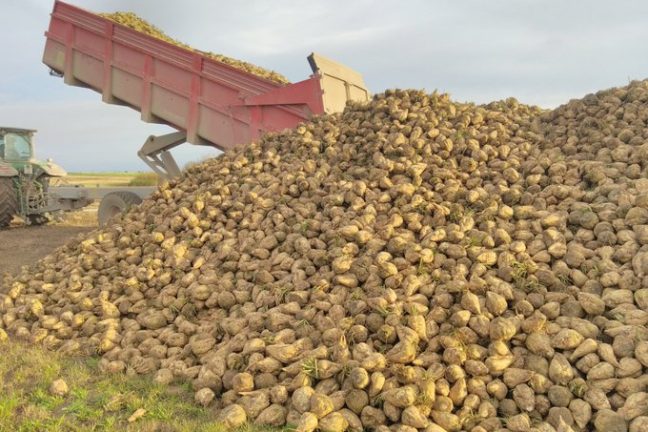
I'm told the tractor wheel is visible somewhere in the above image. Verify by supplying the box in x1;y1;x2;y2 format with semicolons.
0;177;18;228
28;214;52;226
98;191;142;226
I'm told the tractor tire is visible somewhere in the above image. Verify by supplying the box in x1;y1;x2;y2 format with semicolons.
98;191;142;226
0;177;18;228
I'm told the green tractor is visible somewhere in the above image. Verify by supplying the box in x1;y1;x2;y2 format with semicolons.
0;127;67;228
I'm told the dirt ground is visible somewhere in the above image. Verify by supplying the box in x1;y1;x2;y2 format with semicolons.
0;225;93;276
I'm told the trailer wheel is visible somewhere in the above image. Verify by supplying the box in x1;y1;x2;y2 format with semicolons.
98;191;142;226
0;177;18;229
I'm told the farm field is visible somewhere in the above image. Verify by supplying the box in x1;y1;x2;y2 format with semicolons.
56;172;136;187
57;171;158;188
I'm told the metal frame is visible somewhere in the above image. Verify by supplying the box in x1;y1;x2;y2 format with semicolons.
137;131;186;179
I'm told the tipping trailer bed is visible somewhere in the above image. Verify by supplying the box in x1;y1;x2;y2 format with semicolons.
43;1;369;178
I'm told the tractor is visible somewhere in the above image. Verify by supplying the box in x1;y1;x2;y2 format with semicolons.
0;127;67;228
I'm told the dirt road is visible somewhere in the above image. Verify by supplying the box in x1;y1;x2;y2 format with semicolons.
0;225;93;276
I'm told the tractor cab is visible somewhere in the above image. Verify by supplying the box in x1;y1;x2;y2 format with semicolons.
0;128;35;163
0;127;66;177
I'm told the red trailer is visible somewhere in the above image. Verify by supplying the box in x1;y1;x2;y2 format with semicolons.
42;0;369;178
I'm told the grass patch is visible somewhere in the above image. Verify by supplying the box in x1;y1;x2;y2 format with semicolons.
128;172;159;186
0;341;278;432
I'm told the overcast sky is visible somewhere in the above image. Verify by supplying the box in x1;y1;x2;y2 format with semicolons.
1;0;647;171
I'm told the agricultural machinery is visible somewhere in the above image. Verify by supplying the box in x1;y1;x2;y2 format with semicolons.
0;0;370;228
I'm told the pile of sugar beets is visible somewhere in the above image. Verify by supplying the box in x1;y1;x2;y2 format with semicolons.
2;80;648;432
100;11;290;85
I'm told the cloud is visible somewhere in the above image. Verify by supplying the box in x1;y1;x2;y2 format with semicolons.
212;24;399;57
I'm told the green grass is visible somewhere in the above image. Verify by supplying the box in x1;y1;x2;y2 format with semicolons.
128;172;159;186
0;341;279;432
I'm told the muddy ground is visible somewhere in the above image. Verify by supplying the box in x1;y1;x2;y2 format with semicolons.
0;225;93;276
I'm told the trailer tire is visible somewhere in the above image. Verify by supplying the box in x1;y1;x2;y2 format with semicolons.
0;177;18;228
98;191;142;226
